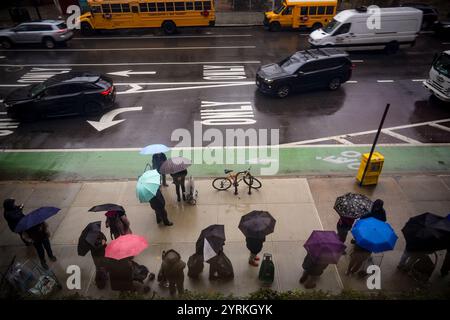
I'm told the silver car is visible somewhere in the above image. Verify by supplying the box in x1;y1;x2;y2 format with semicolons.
0;20;74;49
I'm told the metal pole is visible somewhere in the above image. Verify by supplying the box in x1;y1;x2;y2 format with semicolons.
359;103;390;186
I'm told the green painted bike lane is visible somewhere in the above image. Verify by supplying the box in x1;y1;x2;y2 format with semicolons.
0;145;449;181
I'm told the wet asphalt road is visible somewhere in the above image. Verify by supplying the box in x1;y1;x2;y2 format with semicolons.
0;26;450;149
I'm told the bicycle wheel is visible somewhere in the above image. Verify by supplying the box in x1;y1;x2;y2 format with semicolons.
243;175;262;189
212;178;232;191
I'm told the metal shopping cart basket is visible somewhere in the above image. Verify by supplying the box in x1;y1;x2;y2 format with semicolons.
0;257;62;298
184;176;198;205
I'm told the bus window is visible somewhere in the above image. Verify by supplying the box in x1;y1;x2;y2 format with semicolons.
204;1;212;10
186;2;194;10
91;5;101;13
139;3;148;12
157;2;165;11
122;3;130;12
111;4;121;13
282;6;293;15
175;2;185;11
309;6;317;15
166;2;174;11
300;6;307;15
148;3;156;11
326;6;334;14
194;1;203;10
102;4;111;13
317;6;325;15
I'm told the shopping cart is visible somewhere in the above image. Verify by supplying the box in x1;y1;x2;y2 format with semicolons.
1;257;62;298
184;175;198;205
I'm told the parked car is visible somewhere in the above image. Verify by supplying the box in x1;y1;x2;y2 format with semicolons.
423;50;450;102
3;72;116;121
433;20;450;40
0;20;73;49
309;7;423;53
256;48;353;98
400;2;439;29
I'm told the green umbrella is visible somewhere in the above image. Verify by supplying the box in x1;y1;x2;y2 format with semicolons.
136;169;161;203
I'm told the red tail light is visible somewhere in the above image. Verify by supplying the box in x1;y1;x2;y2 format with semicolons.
101;86;113;95
57;29;67;33
351;64;356;69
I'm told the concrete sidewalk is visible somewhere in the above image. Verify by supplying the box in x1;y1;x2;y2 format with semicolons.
0;175;449;299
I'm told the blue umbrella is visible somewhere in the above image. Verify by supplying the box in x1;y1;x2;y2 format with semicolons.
351;217;398;253
14;207;60;233
140;144;170;155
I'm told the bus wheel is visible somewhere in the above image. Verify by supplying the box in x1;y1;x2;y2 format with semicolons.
312;23;322;30
81;22;94;36
269;22;281;32
162;21;177;35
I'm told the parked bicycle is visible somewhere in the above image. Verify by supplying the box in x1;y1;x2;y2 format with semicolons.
212;167;262;195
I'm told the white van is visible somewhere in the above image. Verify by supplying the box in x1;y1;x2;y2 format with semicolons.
308;7;423;53
423;51;450;102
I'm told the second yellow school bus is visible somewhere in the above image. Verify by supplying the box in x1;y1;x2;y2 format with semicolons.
80;0;216;35
264;0;337;31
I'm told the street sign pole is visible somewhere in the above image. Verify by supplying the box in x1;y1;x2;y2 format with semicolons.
359;103;390;186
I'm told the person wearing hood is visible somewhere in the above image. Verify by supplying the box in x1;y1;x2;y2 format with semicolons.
157;249;186;296
246;236;265;267
105;210;132;240
149;188;173;226
361;199;387;222
152;152;169;187
3;198;32;246
22;222;57;270
170;169;188;202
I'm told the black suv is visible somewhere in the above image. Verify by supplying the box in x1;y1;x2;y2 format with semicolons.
4;72;115;121
256;48;353;98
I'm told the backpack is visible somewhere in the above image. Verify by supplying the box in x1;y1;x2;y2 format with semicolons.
132;261;149;283
106;215;123;240
258;253;275;284
209;252;234;280
95;267;108;289
409;253;436;282
187;253;204;278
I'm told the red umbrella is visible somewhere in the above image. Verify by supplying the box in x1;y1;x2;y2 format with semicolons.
105;234;148;260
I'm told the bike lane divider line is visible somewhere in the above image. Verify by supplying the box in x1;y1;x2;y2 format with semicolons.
0;145;449;181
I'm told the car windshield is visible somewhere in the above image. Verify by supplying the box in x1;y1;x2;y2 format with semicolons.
57;22;67;29
273;5;285;14
279;53;304;74
29;82;47;97
323;19;340;34
433;53;450;77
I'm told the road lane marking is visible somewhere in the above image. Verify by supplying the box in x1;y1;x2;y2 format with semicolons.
412;79;426;82
87;106;142;132
377;80;394;83
0;84;28;87
0;46;256;52
0;61;261;67
345;81;358;84
0;56;5;59
0;112;6;114
382;129;422;144
442;42;450;45
429;123;450;132
115;81;255;85
107;70;156;77
73;34;253;40
333;137;353;145
351;60;364;63
117;82;254;95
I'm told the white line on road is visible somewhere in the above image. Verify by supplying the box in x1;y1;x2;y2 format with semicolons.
73;34;253;40
0;61;261;67
114;81;255;85
382;129;423;144
117;82;254;95
351;60;364;63
0;56;5;59
0;46;256;52
429;123;450;132
0;84;28;87
345;80;358;84
412;79;426;82
0;112;6;114
442;42;450;45
377;80;394;83
333;137;354;145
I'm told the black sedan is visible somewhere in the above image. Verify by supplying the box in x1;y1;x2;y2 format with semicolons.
3;72;116;121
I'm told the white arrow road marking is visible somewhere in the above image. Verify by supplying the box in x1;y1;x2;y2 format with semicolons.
116;82;254;95
87;106;142;132
107;70;156;77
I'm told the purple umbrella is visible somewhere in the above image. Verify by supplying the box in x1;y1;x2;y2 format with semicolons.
14;207;60;233
304;230;346;264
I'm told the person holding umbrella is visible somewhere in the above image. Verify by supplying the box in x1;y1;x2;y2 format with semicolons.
170;169;188;202
239;211;276;267
105;210;132;240
346;243;372;276
301;230;346;288
3;198;32;246
15;206;60;270
159;157;192;203
153;153;169;187
361;199;387;222
150;188;173;226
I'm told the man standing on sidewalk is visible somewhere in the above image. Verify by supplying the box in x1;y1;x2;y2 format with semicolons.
149;188;173;226
3;198;32;246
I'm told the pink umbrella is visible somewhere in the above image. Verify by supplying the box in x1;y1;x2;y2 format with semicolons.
105;234;148;260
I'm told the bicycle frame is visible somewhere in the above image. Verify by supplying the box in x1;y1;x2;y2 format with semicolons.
226;169;252;195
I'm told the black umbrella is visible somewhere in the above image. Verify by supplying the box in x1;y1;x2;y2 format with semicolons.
78;221;101;256
238;211;276;239
159;157;192;175
402;213;450;252
88;204;125;213
334;193;373;219
195;225;226;261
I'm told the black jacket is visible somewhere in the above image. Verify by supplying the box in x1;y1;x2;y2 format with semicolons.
3;199;25;232
150;189;166;211
152;153;167;172
302;253;329;276
246;236;265;255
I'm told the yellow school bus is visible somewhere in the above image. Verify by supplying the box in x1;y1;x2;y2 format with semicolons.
264;0;337;31
80;0;216;35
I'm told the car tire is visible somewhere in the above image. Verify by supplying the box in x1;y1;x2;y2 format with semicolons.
43;37;55;49
80;22;94;36
269;22;281;32
276;85;290;98
162;21;177;35
0;38;13;49
384;41;399;54
84;101;103;116
328;77;342;91
312;23;322;31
